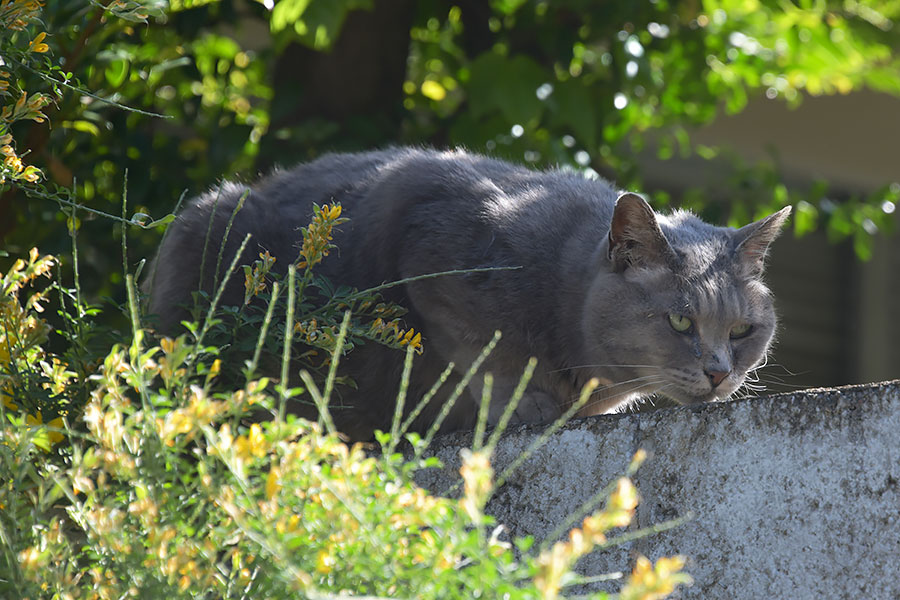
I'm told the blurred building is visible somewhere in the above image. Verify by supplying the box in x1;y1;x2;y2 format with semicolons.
640;90;900;391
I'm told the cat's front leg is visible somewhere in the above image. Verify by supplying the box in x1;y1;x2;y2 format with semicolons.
506;388;562;426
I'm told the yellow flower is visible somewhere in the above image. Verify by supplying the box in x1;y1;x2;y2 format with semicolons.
315;549;335;574
620;554;691;600
535;475;647;599
28;32;49;53
397;328;423;352
214;423;234;453
324;204;342;220
608;477;639;513
128;496;160;528
205;358;221;383
19;410;65;448
534;542;570;600
18;545;42;573
72;472;94;496
459;448;493;523
160;337;176;354
22;166;42;182
297;202;345;269
5;155;23;173
40;357;75;394
234;423;268;459
243;251;275;302
46;416;64;445
265;465;281;500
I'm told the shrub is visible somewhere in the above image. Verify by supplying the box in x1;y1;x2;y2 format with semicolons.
0;228;690;599
1;4;690;597
186;201;424;397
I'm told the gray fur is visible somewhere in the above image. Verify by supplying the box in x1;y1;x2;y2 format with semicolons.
146;147;791;439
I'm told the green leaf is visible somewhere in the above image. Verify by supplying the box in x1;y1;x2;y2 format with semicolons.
63;120;100;136
135;213;175;229
271;0;373;50
169;0;220;10
853;230;873;261
793;200;818;237
490;0;528;15
105;59;129;88
468;52;546;126
271;0;313;33
657;133;674;160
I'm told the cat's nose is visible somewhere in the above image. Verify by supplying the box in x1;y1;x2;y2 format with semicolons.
705;369;730;388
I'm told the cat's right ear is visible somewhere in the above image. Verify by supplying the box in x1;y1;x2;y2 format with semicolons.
733;206;792;278
608;193;674;272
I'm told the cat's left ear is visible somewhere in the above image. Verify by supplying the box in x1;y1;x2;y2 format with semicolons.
733;206;792;277
608;193;675;271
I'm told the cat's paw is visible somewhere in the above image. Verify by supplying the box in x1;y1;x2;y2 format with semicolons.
499;390;561;426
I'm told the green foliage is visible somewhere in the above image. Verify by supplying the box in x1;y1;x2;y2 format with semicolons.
0;248;67;451
12;4;900;596
171;201;427;407
401;0;900;252
0;0;894;322
271;0;374;49
0;246;691;600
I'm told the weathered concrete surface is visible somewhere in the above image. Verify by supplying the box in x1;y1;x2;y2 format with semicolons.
417;381;900;599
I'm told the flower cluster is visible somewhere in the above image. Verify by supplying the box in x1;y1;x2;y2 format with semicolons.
0;3;51;186
459;447;493;523
34;339;479;598
621;555;691;600
1;133;41;184
3;308;691;600
294;318;339;348
243;250;276;304
535;450;690;600
296;202;347;270
0;0;44;31
0;248;69;451
367;317;424;353
1;237;691;600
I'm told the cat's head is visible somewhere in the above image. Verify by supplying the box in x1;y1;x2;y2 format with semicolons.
583;193;791;408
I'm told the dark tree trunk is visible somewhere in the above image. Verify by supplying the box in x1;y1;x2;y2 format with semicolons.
260;0;416;166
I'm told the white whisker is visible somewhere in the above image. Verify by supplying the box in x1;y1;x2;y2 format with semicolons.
578;376;668;413
593;374;668;390
546;363;663;374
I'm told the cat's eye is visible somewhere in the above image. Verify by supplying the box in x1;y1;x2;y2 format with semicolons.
668;313;694;334
730;323;753;339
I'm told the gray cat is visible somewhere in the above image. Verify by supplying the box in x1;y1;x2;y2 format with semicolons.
146;147;790;440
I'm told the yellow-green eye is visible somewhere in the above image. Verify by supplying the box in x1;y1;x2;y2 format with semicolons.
668;313;694;334
730;323;753;339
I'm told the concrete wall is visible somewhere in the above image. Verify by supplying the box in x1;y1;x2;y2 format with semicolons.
417;381;900;598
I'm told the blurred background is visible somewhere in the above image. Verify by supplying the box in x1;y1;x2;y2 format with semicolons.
1;0;898;392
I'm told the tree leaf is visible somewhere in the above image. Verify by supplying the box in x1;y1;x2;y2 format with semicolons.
468;52;546;126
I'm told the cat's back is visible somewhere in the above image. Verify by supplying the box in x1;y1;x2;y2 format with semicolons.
255;147;613;233
146;148;418;326
258;146;617;276
146;147;617;332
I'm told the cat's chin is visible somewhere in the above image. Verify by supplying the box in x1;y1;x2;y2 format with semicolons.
664;389;729;406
